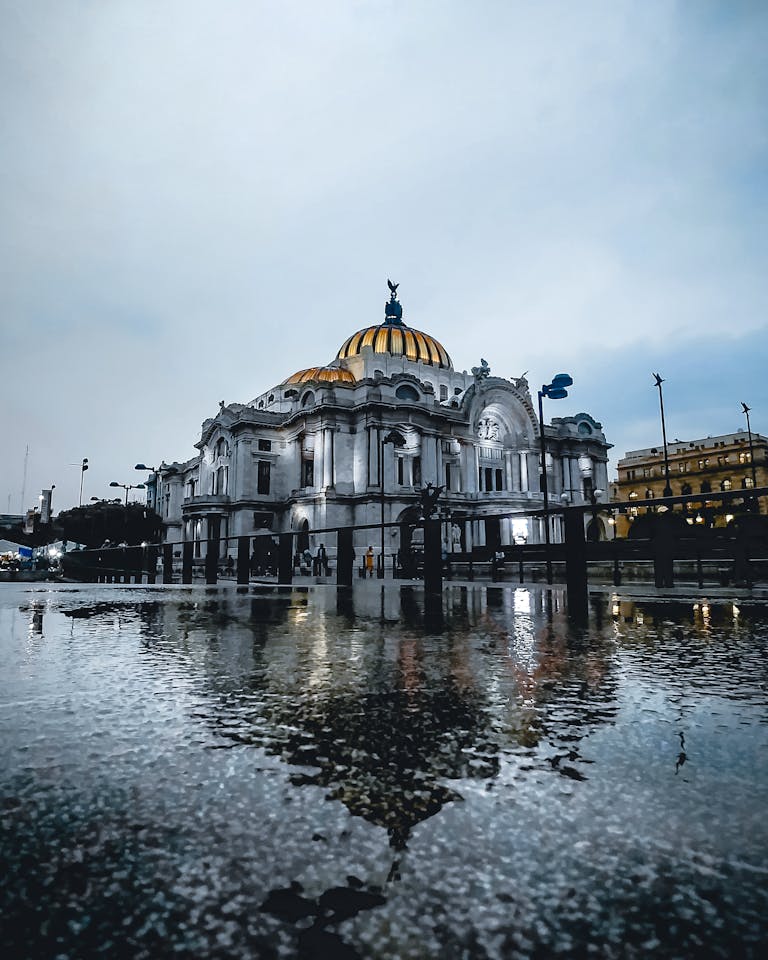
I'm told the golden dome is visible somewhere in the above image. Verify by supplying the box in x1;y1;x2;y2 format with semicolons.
336;323;452;369
283;365;357;385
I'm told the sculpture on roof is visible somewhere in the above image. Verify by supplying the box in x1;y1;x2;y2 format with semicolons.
385;278;404;324
471;358;491;381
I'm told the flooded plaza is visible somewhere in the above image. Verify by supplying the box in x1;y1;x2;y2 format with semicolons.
1;581;767;959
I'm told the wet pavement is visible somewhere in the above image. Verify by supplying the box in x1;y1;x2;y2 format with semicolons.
1;582;767;959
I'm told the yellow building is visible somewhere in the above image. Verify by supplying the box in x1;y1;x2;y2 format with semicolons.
612;429;767;537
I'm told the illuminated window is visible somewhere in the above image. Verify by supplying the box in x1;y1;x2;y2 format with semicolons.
720;478;732;491
739;451;752;464
742;476;754;489
628;491;638;500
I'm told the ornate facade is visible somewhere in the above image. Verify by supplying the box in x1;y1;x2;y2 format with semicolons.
150;285;611;565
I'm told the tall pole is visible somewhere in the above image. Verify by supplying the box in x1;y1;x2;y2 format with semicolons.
741;402;758;489
379;431;385;578
653;373;673;497
78;458;88;507
538;388;553;584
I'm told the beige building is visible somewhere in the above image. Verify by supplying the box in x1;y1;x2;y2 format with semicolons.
612;429;767;536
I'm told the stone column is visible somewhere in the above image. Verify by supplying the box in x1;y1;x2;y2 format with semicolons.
323;429;333;489
423;432;437;484
504;451;513;492
314;430;324;491
519;452;528;492
436;437;443;488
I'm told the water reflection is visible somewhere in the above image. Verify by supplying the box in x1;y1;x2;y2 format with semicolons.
2;583;767;959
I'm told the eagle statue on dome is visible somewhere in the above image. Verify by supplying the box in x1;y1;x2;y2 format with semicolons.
385;279;404;324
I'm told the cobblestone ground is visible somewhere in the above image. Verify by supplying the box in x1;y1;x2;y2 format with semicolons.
1;583;767;959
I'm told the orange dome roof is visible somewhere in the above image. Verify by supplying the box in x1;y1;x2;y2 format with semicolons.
336;323;452;369
283;365;356;385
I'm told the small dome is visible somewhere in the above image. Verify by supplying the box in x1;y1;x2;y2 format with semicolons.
336;324;452;369
283;365;357;385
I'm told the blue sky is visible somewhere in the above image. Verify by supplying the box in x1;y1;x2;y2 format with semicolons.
1;1;766;511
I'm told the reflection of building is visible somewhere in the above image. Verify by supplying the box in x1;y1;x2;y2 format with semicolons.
155;284;610;562
612;429;767;535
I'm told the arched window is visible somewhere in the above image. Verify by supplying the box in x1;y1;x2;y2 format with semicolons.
215;437;228;458
395;384;420;402
700;480;712;493
301;391;315;408
742;476;754;489
284;389;298;399
628;491;638;500
645;488;654;499
720;478;732;491
681;482;692;495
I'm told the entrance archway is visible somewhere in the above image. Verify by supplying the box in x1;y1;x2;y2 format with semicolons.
297;519;310;553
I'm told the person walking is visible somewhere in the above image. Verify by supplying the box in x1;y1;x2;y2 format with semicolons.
365;545;375;578
316;543;328;575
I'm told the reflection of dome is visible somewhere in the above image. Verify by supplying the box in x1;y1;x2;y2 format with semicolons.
283;366;357;385
337;324;452;369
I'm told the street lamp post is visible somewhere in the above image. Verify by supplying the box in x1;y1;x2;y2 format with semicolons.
379;428;407;578
538;373;573;584
79;458;89;507
740;403;758;490
109;481;145;506
652;373;673;497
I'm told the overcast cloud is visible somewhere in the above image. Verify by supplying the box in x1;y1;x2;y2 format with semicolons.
1;0;766;511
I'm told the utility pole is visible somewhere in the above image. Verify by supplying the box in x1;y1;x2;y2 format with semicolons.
653;374;673;497
19;444;29;514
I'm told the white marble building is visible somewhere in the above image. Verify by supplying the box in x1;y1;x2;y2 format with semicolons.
150;286;610;564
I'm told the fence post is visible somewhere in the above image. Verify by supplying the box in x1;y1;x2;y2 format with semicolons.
278;533;293;584
163;544;174;584
564;507;588;624
423;519;443;593
182;542;193;584
237;536;250;585
205;515;220;585
336;527;354;587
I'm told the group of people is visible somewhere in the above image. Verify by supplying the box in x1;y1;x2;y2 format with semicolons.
295;543;330;576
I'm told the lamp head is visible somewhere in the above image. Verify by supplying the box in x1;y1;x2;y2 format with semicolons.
109;481;120;488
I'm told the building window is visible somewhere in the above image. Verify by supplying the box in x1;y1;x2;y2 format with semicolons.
700;480;711;493
626;469;636;480
454;387;462;396
301;391;315;408
257;460;271;495
681;482;692;495
439;385;448;401
397;457;404;485
628;491;638;500
645;488;653;499
413;457;421;486
698;458;710;470
495;468;503;491
721;478;732;491
739;451;752;464
743;476;754;489
301;458;314;488
445;462;452;491
395;383;420;402
284;389;298;399
642;468;651;479
485;467;493;492
258;439;272;452
629;506;638;517
215;437;228;458
215;465;228;495
717;455;729;466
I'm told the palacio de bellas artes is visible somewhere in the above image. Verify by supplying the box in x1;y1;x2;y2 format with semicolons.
151;281;610;569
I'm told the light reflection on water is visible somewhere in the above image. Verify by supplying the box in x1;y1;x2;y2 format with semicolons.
1;582;767;959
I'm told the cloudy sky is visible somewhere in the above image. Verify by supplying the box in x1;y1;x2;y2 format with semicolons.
1;0;766;513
